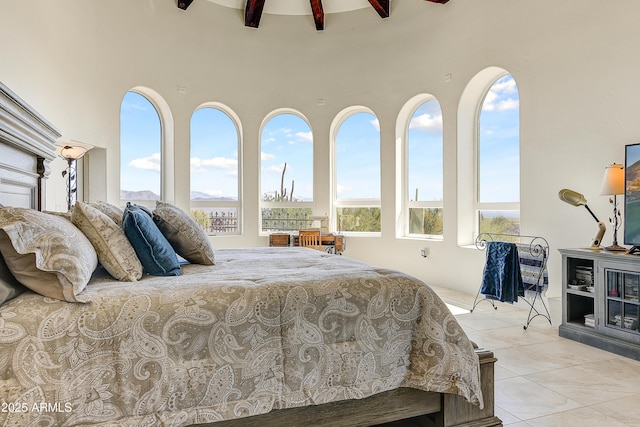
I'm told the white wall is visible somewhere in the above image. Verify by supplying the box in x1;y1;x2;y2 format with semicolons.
1;0;639;298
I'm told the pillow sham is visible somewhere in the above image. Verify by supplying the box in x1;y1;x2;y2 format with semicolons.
72;202;143;281
90;201;124;226
122;203;181;276
0;207;98;302
153;201;215;265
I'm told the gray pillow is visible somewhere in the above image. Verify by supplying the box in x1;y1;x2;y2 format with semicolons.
153;201;215;265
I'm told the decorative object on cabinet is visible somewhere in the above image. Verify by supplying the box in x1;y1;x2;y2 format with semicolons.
268;233;291;247
559;248;640;361
472;233;552;330
600;163;625;251
269;232;346;254
558;188;606;249
55;139;93;211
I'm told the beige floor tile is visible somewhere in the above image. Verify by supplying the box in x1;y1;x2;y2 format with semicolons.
495;376;582;420
443;287;640;426
455;313;517;331
494;405;522;425
525;358;640;405
525;406;630;427
591;394;640;425
493;339;619;376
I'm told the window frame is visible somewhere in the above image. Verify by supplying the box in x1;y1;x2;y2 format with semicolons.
474;73;520;237
119;87;174;208
331;106;382;236
189;103;243;236
398;94;444;240
258;108;314;235
457;67;520;246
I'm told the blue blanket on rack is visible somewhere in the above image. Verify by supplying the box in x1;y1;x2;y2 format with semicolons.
480;241;524;303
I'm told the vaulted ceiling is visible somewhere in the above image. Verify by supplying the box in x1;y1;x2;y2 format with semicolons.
178;0;451;31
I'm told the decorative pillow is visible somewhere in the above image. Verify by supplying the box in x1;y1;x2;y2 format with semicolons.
90;201;124;226
44;210;72;221
0;207;98;302
153;201;215;265
122;203;181;276
72;202;143;281
0;255;27;305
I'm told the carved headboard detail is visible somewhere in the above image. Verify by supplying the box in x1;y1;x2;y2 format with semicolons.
0;82;59;210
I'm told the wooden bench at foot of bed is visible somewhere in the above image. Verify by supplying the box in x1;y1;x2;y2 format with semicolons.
195;348;502;427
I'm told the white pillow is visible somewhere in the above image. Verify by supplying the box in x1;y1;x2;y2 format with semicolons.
0;207;97;302
72;202;143;281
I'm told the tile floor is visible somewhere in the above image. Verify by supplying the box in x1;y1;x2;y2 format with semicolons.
430;285;640;427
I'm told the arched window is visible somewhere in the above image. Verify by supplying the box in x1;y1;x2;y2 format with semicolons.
190;105;241;235
120;90;162;204
333;109;381;234
477;74;520;235
260;111;313;233
404;97;443;237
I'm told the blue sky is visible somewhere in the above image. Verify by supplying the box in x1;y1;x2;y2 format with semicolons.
120;75;518;203
260;113;313;201
478;74;520;203
408;99;443;201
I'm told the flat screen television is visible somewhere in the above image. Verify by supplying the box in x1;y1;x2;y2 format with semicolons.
624;142;640;253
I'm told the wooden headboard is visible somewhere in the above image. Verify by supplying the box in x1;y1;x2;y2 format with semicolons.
0;82;59;210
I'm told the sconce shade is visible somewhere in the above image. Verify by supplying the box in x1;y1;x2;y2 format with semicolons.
600;163;624;196
55;140;94;161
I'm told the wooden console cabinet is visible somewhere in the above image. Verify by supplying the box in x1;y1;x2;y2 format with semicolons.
559;248;640;360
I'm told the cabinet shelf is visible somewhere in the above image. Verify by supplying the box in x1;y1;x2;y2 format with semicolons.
560;248;640;360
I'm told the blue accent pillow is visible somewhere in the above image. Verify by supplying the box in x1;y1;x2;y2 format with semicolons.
122;203;181;276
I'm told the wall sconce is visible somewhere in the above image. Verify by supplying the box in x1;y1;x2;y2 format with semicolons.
55;140;94;211
600;163;625;251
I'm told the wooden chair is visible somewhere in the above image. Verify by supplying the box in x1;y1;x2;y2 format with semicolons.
298;229;322;251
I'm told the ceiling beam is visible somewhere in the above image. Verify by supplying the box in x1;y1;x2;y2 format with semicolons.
245;0;266;28
368;0;389;19
310;0;324;31
426;0;451;4
177;0;194;10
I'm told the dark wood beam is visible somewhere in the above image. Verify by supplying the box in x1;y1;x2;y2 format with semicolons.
177;0;194;10
245;0;266;28
426;0;450;4
310;0;324;31
368;0;389;19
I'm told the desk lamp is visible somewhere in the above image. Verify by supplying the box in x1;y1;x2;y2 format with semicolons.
558;188;606;249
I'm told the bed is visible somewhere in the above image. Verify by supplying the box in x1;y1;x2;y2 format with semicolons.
0;82;502;427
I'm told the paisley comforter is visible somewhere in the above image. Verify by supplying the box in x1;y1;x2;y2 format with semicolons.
0;247;482;426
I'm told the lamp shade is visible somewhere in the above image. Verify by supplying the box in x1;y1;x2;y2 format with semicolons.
600;163;624;196
55;140;94;160
558;188;588;207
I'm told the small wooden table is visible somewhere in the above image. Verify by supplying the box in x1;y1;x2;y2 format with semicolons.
269;232;345;254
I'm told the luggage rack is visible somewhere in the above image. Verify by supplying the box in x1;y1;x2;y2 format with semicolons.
471;233;552;330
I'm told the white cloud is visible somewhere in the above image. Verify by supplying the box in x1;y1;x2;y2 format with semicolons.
409;113;443;132
267;163;286;174
371;118;380;131
496;98;519;111
261;152;276;161
129;153;160;171
191;156;237;169
296;131;313;143
482;76;519;111
336;184;351;195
